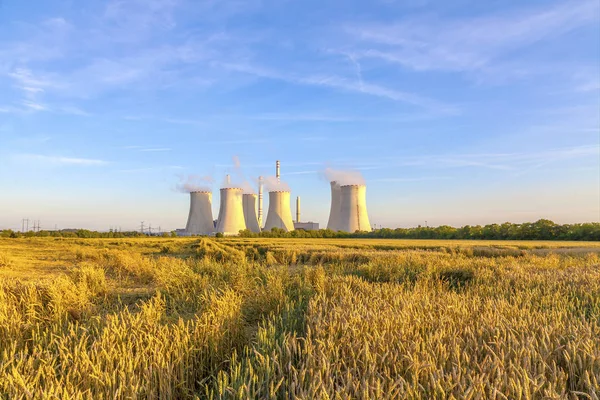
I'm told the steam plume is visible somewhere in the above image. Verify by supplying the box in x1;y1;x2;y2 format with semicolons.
323;167;366;186
222;155;256;193
174;174;214;193
263;175;291;192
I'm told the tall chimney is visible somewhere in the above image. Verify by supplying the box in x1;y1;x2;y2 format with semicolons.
258;176;264;227
226;174;231;185
276;160;281;183
296;196;301;223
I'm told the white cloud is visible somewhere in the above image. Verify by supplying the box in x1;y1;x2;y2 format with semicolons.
21;101;48;111
119;165;184;173
373;176;451;182
342;144;600;173
221;62;457;114
344;0;599;78
285;170;318;175
139;148;172;152
15;154;108;166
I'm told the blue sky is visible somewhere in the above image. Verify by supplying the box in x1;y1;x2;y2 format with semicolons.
0;0;598;231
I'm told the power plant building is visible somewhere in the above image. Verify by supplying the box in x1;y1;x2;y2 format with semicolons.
294;222;319;231
180;160;370;236
294;195;319;230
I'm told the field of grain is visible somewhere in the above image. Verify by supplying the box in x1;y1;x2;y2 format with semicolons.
1;237;599;399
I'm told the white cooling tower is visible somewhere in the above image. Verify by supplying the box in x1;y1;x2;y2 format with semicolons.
326;181;341;231
185;191;215;235
216;188;247;235
338;184;371;233
264;191;295;232
243;193;261;233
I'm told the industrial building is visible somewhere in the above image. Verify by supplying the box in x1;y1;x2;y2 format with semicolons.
182;160;370;236
294;222;319;231
293;196;319;231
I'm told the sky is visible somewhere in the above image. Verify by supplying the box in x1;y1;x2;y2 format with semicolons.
0;0;599;232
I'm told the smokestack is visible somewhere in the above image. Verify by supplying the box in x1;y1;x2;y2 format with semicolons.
296;196;301;223
326;181;341;232
226;174;231;185
264;191;295;232
276;160;281;183
243;193;261;233
185;191;215;235
258;176;264;228
338;184;371;233
216;188;247;235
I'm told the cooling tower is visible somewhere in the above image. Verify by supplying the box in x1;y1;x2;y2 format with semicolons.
338;184;371;233
264;191;295;232
216;188;247;235
242;193;261;233
326;181;341;231
185;191;215;235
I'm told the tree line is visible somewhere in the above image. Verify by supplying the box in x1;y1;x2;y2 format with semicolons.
0;229;174;239
239;219;600;241
1;219;599;241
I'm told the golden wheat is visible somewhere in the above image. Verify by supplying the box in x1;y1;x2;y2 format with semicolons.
0;237;598;399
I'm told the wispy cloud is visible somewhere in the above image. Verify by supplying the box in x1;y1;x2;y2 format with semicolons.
285;170;319;176
250;113;357;122
373;176;452;182
337;144;600;173
118;165;184;173
139;147;172;152
21;100;48;111
15;154;108;166
0;106;19;113
57;106;92;116
121;145;172;152
124;112;438;124
10;135;52;146
4;68;92;115
207;138;270;145
343;0;599;82
221;62;457;114
1;0;461;116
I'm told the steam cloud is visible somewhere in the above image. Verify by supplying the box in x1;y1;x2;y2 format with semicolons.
323;167;366;186
175;174;214;193
221;155;257;193
263;175;291;192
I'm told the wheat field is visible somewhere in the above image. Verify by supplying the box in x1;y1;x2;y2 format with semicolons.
0;237;598;399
